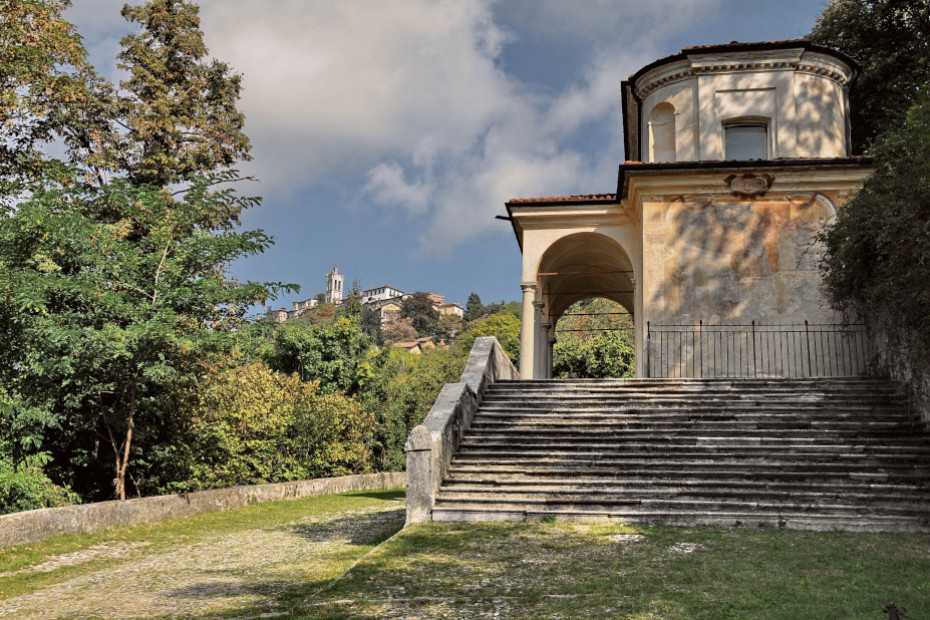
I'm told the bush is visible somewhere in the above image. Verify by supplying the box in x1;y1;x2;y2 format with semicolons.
818;90;930;375
167;363;373;492
456;313;521;365
359;347;466;470
0;455;79;515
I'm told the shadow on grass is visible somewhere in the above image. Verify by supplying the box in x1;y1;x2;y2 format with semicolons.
345;490;405;502
291;509;405;546
173;518;929;620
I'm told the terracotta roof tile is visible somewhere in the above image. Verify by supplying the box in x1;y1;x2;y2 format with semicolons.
507;193;617;205
682;39;806;51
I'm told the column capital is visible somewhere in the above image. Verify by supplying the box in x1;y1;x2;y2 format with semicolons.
520;281;538;293
532;300;545;310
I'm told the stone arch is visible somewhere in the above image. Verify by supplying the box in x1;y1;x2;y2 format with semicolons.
525;232;638;379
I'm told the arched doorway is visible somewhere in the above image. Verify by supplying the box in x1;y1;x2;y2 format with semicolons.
552;297;635;378
522;232;638;379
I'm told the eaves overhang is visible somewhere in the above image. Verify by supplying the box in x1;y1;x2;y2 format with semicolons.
505;195;624;253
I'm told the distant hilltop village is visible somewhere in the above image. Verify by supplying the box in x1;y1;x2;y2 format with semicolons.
265;267;464;325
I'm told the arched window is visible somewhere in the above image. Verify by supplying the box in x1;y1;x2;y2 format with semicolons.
649;102;676;163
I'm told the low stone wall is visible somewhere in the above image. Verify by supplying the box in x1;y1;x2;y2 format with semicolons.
404;337;518;524
0;472;405;548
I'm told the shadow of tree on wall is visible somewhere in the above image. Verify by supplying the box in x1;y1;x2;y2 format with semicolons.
644;186;865;377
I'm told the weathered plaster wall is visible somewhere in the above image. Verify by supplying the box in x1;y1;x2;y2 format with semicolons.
637;49;852;163
642;193;842;326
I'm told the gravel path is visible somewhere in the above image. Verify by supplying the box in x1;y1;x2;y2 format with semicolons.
0;501;405;619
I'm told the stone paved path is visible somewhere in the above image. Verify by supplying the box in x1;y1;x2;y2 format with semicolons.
0;499;405;619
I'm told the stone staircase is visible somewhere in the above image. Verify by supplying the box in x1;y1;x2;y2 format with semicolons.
432;377;930;532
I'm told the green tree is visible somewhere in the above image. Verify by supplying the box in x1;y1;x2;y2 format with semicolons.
464;292;484;322
401;292;440;337
94;0;251;187
171;362;373;491
0;174;282;501
552;298;635;379
808;0;930;153
455;312;521;364
818;89;930;372
269;316;372;396
359;347;466;470
359;304;383;345
337;278;363;319
0;0;98;204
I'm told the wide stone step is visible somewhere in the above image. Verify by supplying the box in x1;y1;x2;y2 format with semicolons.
451;447;930;461
477;404;910;416
434;489;930;510
446;462;930;479
489;378;900;389
438;487;930;505
440;476;930;493
462;430;926;443
430;507;930;533
431;496;930;517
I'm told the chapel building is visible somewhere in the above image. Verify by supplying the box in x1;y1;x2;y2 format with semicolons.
506;40;873;380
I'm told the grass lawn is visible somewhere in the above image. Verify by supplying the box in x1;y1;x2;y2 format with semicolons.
1;491;928;619
317;521;930;619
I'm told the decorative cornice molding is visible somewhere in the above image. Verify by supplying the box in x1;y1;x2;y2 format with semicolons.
634;49;852;99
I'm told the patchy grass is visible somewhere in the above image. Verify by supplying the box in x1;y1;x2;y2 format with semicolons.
2;494;929;619
0;489;405;602
312;521;930;620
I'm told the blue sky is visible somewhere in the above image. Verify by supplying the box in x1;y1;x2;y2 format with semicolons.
66;0;828;312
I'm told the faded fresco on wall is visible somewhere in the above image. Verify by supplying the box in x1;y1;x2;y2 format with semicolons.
643;190;841;326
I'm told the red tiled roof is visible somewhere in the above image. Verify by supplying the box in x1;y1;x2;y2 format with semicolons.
507;193;617;205
682;39;806;52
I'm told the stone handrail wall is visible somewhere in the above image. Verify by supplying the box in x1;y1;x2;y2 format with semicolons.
404;337;519;523
0;472;405;548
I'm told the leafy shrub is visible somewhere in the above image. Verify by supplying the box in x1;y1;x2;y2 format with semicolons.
0;455;80;515
818;90;930;376
167;363;373;492
455;313;521;365
359;347;466;470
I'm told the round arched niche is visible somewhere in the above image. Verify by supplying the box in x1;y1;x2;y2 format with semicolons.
536;232;636;325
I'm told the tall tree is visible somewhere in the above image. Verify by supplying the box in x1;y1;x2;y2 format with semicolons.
464;292;484;322
0;0;97;204
89;0;251;187
818;89;930;369
808;0;930;152
0;0;283;503
401;292;440;337
0;173;282;500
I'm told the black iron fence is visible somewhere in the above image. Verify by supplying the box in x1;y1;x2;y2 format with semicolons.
645;321;870;378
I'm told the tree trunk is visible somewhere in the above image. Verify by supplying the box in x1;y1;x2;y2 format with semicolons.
114;377;137;501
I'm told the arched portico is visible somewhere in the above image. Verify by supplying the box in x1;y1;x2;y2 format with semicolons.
519;230;642;379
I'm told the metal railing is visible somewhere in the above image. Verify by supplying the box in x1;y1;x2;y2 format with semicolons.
645;321;870;378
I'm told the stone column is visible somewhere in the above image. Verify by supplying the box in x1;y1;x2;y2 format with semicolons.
547;336;556;379
537;321;551;379
519;282;537;379
630;275;641;378
533;302;545;379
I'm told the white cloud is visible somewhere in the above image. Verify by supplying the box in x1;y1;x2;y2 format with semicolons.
66;0;722;258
